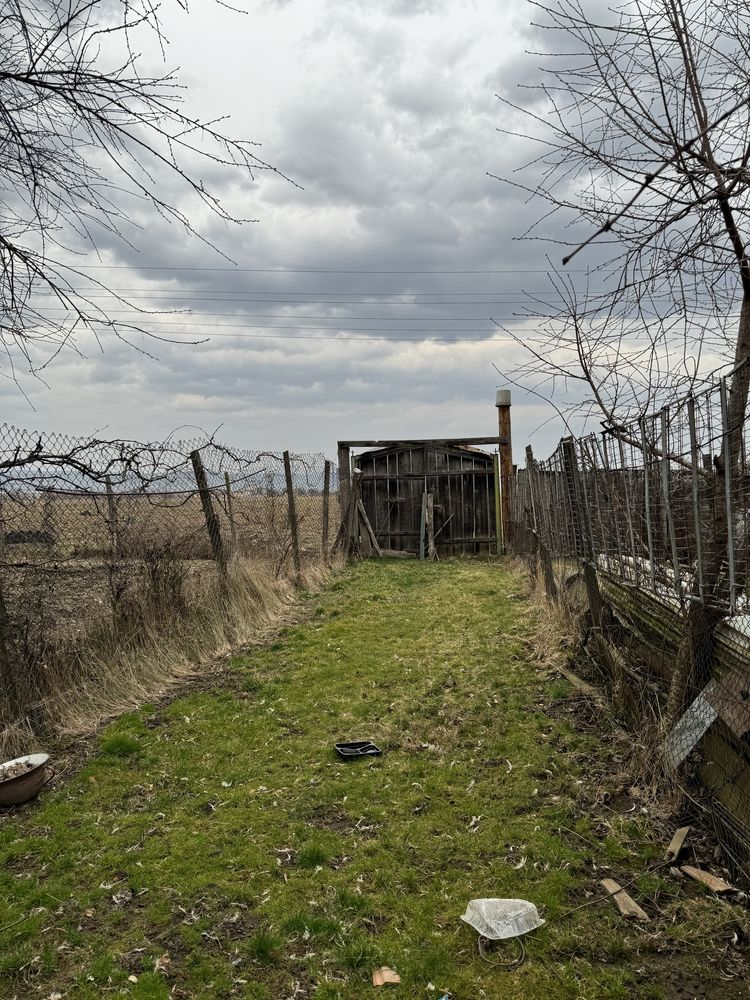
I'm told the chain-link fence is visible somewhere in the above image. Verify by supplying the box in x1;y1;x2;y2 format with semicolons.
0;423;338;738
510;376;750;885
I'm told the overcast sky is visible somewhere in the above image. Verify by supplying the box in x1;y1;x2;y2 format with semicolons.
3;0;592;459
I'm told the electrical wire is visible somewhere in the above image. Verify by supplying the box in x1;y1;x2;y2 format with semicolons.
59;265;628;274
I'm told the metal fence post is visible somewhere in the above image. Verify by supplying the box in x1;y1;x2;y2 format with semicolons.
720;380;736;613
686;396;705;602
616;435;640;586
105;475;119;558
639;416;657;590
580;439;609;575
592;433;627;580
224;472;238;554
659;409;683;600
322;459;331;562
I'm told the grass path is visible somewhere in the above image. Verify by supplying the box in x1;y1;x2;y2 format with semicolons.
0;560;746;999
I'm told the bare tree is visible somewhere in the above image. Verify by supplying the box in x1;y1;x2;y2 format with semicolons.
498;0;750;723
497;0;750;434
0;1;292;383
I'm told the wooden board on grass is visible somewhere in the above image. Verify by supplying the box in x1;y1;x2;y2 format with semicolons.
600;879;650;920
680;865;734;894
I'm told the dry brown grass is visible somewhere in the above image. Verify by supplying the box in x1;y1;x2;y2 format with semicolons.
515;556;685;816
1;492;339;560
0;479;340;761
0;551;342;760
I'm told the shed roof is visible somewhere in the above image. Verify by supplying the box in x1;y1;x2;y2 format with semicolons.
355;441;494;463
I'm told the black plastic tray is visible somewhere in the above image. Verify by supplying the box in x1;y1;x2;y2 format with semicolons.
334;741;382;759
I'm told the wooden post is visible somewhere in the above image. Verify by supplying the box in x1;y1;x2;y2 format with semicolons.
337;444;351;543
561;437;605;627
524;445;538;532
493;454;502;555
105;475;119;557
224;472;238;554
283;450;302;579
419;491;427;561
322;459;331;562
496;390;513;553
190;450;228;590
426;492;436;560
344;470;361;557
526;445;557;601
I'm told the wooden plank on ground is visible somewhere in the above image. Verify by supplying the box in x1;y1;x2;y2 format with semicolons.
556;663;607;707
665;826;691;862
600;879;650;920
664;690;718;769
680;865;734;894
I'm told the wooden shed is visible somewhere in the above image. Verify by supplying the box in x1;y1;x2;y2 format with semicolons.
344;439;500;556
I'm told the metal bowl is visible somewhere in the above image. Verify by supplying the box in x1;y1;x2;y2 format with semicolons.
0;753;50;806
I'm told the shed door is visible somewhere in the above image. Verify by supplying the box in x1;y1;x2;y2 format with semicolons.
357;449;498;556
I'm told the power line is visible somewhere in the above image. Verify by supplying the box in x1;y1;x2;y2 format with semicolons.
35;291;582;301
36;290;567;299
124;331;517;344
29;311;539;320
59;265;623;274
32;313;525;329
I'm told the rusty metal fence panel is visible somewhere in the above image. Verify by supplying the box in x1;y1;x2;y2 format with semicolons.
510;376;750;884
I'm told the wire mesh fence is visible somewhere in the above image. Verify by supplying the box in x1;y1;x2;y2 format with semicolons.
0;423;338;734
510;376;750;885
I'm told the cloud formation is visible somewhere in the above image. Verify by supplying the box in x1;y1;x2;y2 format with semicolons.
5;0;595;460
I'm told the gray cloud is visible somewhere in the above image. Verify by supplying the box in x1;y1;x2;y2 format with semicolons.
3;0;603;461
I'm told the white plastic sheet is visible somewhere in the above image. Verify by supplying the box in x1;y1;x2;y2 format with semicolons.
460;898;544;940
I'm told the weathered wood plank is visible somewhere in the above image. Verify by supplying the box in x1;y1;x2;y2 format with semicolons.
357;498;382;557
338;436;508;447
419;492;427;561
190;450;228;590
600;879;650;920
358;469;493;480
283;450;302;578
337;444;351;544
665;826;691;862
426;493;436;561
680;866;734;893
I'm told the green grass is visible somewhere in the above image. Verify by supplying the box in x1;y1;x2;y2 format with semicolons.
0;559;745;999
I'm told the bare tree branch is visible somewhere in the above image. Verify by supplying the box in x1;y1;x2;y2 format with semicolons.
0;1;295;385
